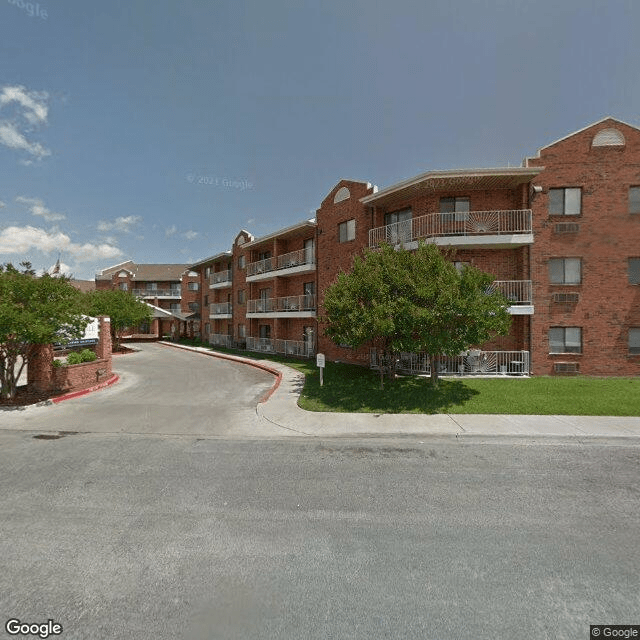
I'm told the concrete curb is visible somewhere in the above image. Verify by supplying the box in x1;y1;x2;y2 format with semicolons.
158;341;283;403
51;374;120;404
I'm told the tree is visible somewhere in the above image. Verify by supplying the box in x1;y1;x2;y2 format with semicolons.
0;262;89;400
81;289;152;350
322;242;512;387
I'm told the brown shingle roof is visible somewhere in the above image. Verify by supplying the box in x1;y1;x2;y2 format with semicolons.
96;262;190;282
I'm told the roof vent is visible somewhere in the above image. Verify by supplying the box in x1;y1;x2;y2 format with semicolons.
334;187;350;203
592;128;625;147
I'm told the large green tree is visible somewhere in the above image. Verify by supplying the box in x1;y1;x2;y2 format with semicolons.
0;262;89;400
322;242;512;387
81;289;152;350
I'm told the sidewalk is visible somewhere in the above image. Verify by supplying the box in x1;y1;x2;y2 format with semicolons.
163;343;640;443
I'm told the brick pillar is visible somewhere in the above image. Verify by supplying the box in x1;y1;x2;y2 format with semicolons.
96;316;112;361
27;344;54;392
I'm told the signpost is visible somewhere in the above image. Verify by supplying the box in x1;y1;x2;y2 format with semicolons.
316;352;325;386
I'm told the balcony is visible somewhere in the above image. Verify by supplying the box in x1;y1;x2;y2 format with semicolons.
490;280;534;315
209;302;232;319
246;248;315;282
246;336;315;357
209;269;232;288
246;294;316;318
369;209;533;249
370;349;530;376
209;333;233;348
133;288;182;299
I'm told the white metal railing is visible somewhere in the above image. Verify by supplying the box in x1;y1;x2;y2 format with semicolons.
370;349;530;376
490;280;532;305
209;333;233;348
209;270;232;285
133;288;181;297
209;302;232;315
247;294;316;314
368;209;532;248
246;247;315;277
246;336;315;357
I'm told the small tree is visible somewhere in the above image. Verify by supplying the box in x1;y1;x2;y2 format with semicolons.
81;289;152;350
0;262;89;400
322;242;512;388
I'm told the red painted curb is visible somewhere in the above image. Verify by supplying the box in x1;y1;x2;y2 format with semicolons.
160;342;283;403
51;374;119;404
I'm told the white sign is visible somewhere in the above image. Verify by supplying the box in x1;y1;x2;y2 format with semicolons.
82;316;100;341
316;353;325;368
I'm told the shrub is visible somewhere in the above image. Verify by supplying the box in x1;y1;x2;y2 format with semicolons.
66;351;82;365
79;349;97;362
53;359;63;368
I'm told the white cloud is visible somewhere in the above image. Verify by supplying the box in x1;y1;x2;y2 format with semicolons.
0;225;122;262
0;86;49;125
0;200;5;209
16;196;66;222
97;215;142;233
0;85;51;161
165;225;177;237
183;230;198;240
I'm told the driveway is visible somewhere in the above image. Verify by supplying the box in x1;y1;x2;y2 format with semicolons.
0;343;281;438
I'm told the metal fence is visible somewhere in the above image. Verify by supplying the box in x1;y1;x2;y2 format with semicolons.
246;336;315;357
370;349;530;376
247;294;316;314
246;248;315;277
209;270;232;286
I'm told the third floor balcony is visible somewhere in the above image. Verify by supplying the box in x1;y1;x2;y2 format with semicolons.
246;248;315;282
246;294;316;317
369;209;533;250
209;269;232;288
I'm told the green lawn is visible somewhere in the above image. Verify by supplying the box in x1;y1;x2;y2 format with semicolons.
176;339;640;416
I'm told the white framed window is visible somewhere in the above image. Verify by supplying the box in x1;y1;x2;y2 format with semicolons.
549;258;581;284
119;282;128;291
188;302;199;311
338;219;356;242
549;327;582;354
188;282;199;291
630;187;640;214
549;188;581;216
146;282;157;291
237;324;246;338
238;255;245;269
629;328;640;355
238;289;246;304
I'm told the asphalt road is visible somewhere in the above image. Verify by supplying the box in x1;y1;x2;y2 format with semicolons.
1;432;639;640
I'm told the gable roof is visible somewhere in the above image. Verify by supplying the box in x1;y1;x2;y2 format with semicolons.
96;262;190;281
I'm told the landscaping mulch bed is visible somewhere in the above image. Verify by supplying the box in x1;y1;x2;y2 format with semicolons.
0;385;65;408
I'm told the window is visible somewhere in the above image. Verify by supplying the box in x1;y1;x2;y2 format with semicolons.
119;282;128;291
205;267;211;278
237;324;246;338
549;188;581;215
629;329;640;355
338;219;356;242
146;282;157;291
304;238;315;263
238;289;246;304
188;302;199;311
549;258;582;284
549;327;582;354
170;303;180;311
628;259;640;284
205;323;210;334
303;281;315;296
384;208;412;226
259;324;271;339
630;187;640;214
258;250;271;261
204;295;208;306
238;255;245;269
440;197;470;222
188;282;199;291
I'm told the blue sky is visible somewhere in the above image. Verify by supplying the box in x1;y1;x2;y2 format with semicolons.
1;0;638;279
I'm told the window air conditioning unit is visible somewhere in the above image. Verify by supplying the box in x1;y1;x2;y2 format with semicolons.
552;292;580;304
554;222;580;233
554;362;579;374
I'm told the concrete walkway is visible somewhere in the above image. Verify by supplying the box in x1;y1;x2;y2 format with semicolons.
163;343;640;443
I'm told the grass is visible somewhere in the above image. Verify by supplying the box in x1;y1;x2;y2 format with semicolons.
175;338;640;416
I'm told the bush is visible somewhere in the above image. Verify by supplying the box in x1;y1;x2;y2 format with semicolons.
66;351;82;365
79;348;97;362
53;359;63;368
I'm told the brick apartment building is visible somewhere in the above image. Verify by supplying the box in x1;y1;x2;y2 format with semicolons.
185;117;640;376
95;261;200;338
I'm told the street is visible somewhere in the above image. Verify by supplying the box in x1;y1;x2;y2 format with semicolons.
1;431;638;640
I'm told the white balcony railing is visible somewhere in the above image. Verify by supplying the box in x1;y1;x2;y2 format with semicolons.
246;336;315;357
370;349;529;376
246;247;315;278
133;289;182;298
209;270;232;286
246;294;316;314
209;333;233;348
369;209;532;248
209;302;232;315
490;280;532;306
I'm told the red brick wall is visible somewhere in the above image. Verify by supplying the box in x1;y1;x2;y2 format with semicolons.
527;118;640;375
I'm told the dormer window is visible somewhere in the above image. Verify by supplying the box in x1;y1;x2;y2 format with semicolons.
334;187;350;203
